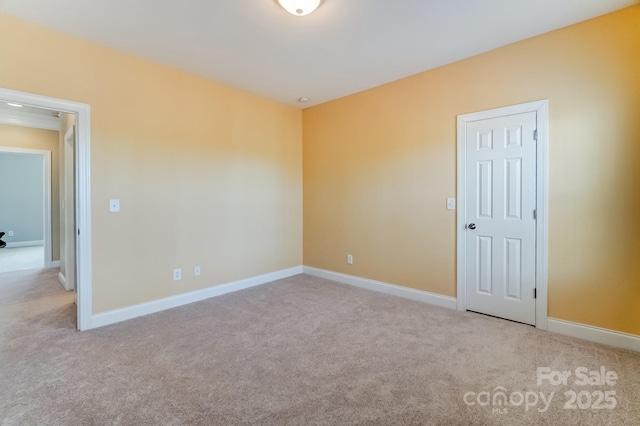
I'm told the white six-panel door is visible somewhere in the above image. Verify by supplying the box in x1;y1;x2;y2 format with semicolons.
464;111;537;325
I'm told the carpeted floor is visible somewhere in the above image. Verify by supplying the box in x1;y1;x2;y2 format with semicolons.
0;269;638;425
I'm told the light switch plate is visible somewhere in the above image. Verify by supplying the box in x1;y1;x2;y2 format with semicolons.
446;198;456;210
109;199;120;212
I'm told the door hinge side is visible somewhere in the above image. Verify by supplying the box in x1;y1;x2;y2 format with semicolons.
534;288;537;299
533;209;537;220
533;130;538;141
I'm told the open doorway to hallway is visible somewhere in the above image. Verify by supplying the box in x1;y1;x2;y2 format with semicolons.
0;101;76;298
0;87;92;331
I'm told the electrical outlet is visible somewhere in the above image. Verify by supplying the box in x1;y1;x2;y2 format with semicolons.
347;254;353;265
194;266;201;277
8;231;14;237
173;269;182;281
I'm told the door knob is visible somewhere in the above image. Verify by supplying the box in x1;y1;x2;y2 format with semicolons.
468;223;476;230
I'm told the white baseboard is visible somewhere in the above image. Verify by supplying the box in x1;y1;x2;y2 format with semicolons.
90;266;304;329
5;240;44;248
303;267;638;352
548;318;640;352
83;263;638;353
303;266;457;310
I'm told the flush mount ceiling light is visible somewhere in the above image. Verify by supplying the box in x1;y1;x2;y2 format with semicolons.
7;102;23;107
277;0;321;16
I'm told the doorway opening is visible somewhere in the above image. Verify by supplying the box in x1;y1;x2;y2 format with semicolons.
0;88;92;331
0;146;52;272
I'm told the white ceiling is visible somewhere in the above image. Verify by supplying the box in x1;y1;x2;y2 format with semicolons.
0;0;637;108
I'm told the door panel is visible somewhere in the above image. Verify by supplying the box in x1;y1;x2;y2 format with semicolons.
504;237;522;299
476;236;493;294
465;112;537;325
505;158;522;220
477;161;493;218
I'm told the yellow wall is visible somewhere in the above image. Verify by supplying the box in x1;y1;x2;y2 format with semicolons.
1;7;638;335
0;14;302;313
0;124;60;260
303;6;640;335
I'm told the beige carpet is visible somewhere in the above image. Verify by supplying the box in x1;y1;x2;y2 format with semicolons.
1;269;638;425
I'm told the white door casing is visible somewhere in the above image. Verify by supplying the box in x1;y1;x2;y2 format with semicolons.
457;100;549;329
63;126;76;292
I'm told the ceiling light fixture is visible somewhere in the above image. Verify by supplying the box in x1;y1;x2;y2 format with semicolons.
7;102;23;108
277;0;321;16
297;97;310;103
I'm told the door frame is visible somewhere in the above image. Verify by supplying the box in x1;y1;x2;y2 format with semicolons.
60;126;76;292
0;88;92;331
0;146;54;268
456;100;549;330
